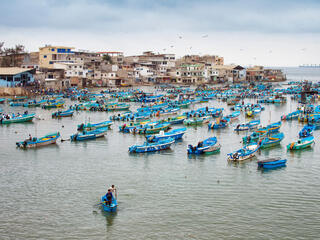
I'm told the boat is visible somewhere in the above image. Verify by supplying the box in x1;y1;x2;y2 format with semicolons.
146;127;186;142
77;121;113;131
187;137;221;155
42;101;64;109
129;138;175;153
0;113;35;124
299;125;315;138
258;158;287;169
0;98;5;104
70;127;108;141
52;109;74;118
23;100;41;107
287;136;314;150
101;195;117;212
260;132;285;149
234;120;260;131
227;142;260;161
242;131;267;144
183;116;211;126
208;117;228;129
165;115;187;125
137;122;171;134
256;121;281;134
226;111;240;121
281;110;301;120
16;132;60;148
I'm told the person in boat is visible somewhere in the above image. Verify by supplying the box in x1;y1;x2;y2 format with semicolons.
105;189;113;206
110;185;117;199
197;141;203;148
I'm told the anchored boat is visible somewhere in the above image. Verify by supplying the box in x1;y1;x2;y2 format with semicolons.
16;132;60;148
187;137;221;155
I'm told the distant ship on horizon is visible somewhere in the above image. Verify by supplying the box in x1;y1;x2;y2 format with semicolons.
299;64;320;68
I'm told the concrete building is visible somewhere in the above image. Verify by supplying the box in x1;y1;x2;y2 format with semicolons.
39;45;74;69
175;64;205;84
0;67;36;87
213;65;246;83
246;66;265;82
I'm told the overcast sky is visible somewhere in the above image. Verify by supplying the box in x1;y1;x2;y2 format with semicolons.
1;0;320;66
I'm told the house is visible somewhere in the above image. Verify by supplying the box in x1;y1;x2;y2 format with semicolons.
175;64;205;84
246;66;264;82
213;65;246;83
39;45;74;69
0;67;36;87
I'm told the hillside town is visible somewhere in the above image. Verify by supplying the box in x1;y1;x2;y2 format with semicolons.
0;44;286;91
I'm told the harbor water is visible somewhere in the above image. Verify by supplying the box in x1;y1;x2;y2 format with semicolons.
1;68;320;239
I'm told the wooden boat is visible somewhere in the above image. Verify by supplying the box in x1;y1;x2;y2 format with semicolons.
258;158;287;169
242;131;267;144
42;101;64;109
260;132;285;149
70;127;108;141
52;109;74;118
299;125;315;138
146;127;186;142
208;117;228;129
183;116;211;126
129;138;174;153
256;121;281;134
287;136;314;150
16;132;60;148
234;120;260;131
187;137;221;155
137;122;171;134
165;115;187;125
101;195;117;212
281;110;301;120
77;121;113;131
0;98;5;104
227;143;260;161
106;103;130;111
0;113;35;124
23;100;41;107
9;102;25;107
226;111;241;121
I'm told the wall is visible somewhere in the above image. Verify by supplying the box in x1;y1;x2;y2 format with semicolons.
0;87;29;96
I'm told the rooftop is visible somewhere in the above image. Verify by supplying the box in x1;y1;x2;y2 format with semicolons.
0;67;35;75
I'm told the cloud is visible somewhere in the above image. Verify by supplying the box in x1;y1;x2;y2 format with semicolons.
1;0;320;33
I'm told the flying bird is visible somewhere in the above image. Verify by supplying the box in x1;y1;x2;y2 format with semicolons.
301;48;306;51
170;45;174;48
202;34;208;38
163;48;166;51
240;49;244;51
179;36;182;39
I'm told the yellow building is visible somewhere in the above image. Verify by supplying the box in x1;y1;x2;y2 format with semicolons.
39;46;74;69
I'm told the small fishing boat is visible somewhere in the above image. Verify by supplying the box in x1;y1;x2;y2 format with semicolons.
183;116;211;126
23;100;41;107
129;138;175;153
146;127;186;142
70;127;108;141
0;113;35;124
0;98;5;104
77;121;113;131
234;120;260;131
299;125;315;138
287;136;314;150
42;101;64;109
137;122;171;134
226;111;240;121
165;115;187;125
101;195;117;212
242;131;266;144
281;110;301;120
52;109;74;118
16;132;60;148
258;158;287;169
260;132;285;149
256;121;281;134
227;143;260;161
187;137;221;155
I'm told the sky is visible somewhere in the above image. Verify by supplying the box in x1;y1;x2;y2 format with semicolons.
0;0;320;66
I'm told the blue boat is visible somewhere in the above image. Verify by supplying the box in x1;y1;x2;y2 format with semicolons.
101;195;117;212
226;111;241;120
187;137;221;154
299;125;315;138
260;132;285;149
70;127;108;141
234;120;260;131
129;138;174;153
281;110;301;120
16;132;60;148
52;109;74;118
227;142;260;161
208;118;229;129
146;127;186;142
258;158;287;169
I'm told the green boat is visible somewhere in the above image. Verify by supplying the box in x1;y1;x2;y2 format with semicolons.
183;116;211;126
287;136;314;150
0;113;35;124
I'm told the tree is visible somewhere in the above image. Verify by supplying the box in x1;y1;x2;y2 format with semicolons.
102;54;113;64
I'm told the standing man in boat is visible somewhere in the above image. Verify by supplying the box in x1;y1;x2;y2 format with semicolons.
110;185;117;199
105;189;113;206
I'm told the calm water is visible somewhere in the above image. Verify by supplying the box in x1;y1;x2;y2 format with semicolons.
1;80;320;239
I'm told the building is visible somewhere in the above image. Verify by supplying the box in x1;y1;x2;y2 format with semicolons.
175;64;205;84
39;45;74;69
264;68;286;81
213;65;246;83
0;67;36;87
246;66;265;82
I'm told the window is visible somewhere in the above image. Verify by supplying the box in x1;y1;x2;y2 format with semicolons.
44;55;47;58
51;49;55;52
